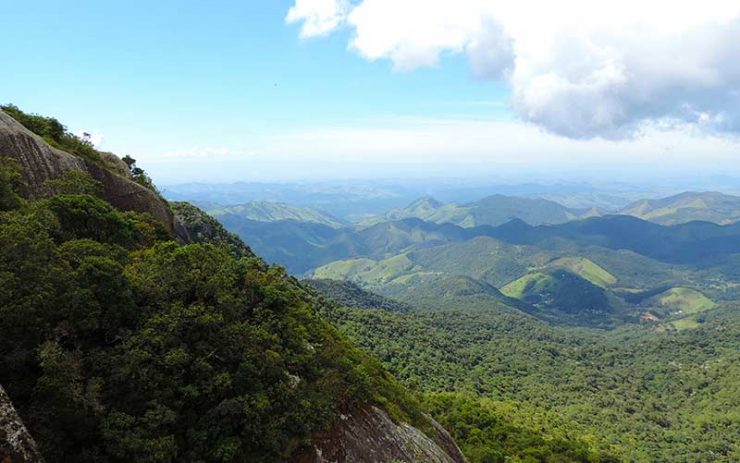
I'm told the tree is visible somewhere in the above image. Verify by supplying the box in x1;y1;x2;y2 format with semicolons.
0;156;25;211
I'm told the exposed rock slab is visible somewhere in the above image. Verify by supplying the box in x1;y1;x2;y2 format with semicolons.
291;405;466;463
0;110;176;234
0;385;43;463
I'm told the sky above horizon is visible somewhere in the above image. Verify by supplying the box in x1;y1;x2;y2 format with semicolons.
3;0;740;184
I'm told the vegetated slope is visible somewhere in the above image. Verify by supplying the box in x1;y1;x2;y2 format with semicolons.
314;290;740;463
620;191;740;225
0;108;464;463
233;210;740;284
303;279;411;312
307;225;727;327
170;201;254;257
640;287;717;318
209;201;347;228
215;216;468;274
310;287;616;462
373;194;601;227
0;105;177;236
501;270;614;327
211;217;363;274
545;256;617;288
488;215;740;266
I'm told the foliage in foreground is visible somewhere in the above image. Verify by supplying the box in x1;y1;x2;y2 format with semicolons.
0;162;424;462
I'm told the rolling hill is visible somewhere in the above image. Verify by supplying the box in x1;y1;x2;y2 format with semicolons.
501;270;614;327
641;287;717;318
620;191;740;225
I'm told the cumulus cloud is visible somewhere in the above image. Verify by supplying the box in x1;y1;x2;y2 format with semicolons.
287;0;740;139
286;0;349;37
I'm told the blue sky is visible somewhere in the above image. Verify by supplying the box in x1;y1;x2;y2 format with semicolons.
3;0;740;183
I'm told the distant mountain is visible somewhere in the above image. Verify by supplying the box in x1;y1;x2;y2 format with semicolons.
212;218;363;274
488;215;740;266
220;209;740;276
368;194;601;228
209;200;347;228
620;191;740;225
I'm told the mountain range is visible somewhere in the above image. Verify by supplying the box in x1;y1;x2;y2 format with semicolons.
208;201;347;228
4;105;739;462
620;191;740;225
361;194;603;227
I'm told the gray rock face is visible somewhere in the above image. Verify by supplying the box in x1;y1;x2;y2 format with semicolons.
0;385;43;463
0;110;176;234
291;405;466;463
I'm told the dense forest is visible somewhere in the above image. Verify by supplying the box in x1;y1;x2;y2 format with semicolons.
0;108;445;462
312;282;739;462
0;106;629;463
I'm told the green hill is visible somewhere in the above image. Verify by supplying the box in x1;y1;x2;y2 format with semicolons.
209;200;347;228
643;287;716;318
501;270;613;326
544;256;617;288
621;191;740;225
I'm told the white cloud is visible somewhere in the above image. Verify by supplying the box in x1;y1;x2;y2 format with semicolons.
286;0;349;37
287;0;740;139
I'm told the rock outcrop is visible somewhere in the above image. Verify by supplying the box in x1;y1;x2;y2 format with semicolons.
0;385;43;463
0;109;176;234
291;405;466;463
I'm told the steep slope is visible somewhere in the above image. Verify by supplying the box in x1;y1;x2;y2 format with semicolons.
1;385;43;463
0;109;464;463
0;108;177;235
621;191;740;225
209;201;347;229
290;405;464;463
170;201;253;257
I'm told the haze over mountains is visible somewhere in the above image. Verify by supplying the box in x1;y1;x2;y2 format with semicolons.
361;195;602;227
0;106;470;463
209;201;347;228
2;104;739;462
621;191;740;225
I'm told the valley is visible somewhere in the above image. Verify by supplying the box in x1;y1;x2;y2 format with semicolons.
6;3;740;462
169;182;740;461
